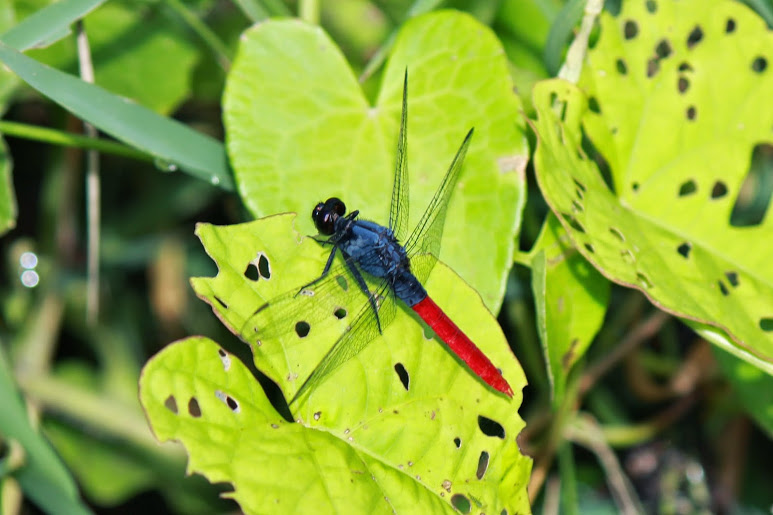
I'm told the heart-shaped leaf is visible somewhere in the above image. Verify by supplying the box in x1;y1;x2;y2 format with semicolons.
532;0;773;372
223;11;527;311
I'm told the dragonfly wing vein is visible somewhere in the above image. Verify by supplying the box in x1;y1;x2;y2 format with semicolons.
292;283;397;403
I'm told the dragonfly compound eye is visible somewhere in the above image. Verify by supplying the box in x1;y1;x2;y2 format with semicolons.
312;197;346;235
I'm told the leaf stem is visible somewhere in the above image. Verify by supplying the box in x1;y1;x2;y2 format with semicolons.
77;20;100;328
0;120;153;162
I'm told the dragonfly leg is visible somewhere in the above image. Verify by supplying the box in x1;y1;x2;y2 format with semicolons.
296;245;339;294
343;256;383;333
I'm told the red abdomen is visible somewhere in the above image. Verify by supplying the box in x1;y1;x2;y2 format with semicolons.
412;296;513;397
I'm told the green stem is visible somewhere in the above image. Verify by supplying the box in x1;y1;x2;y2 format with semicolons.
558;441;579;515
0;120;152;162
298;0;319;24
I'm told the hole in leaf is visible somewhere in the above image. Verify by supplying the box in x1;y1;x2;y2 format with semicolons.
295;321;310;338
214;296;228;309
584;243;595;254
451;494;471;514
637;272;653;289
621;249;636;263
752;57;767;73
646;0;657;12
336;275;348;291
454;437;462;448
188;397;201;417
609;227;625;242
572;199;583;212
686;105;697;121
573;177;587;193
244;263;259;281
561;213;586;233
394;363;410;390
677;242;691;258
623;20;638;39
588;96;601;113
679;179;697;196
647;57;659;77
478;415;506;439
718;281;729;296
164;395;178;414
760;318;773;331
679;61;693;72
678;76;689;93
686;26;703;49
731;144;772;226
655;39;672;59
711;181;728;199
226;396;239;412
558;100;568;121
632;182;640;192
218;348;231;370
258;254;271;278
334;307;347;319
726;18;736;33
476;451;490;480
616;58;628;75
725;271;739;287
314;411;321;420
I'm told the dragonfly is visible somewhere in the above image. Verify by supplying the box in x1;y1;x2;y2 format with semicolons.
246;71;513;403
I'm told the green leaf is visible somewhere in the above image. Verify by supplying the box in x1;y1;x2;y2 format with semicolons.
530;214;610;405
0;0;105;51
223;11;528;311
532;0;773;373
140;333;531;514
0;39;232;189
190;216;522;400
0;3;18;235
0;137;16;234
0;346;91;515
25;2;200;115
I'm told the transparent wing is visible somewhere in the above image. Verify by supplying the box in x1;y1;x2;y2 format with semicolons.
404;128;474;283
389;70;410;242
240;257;381;347
291;282;396;404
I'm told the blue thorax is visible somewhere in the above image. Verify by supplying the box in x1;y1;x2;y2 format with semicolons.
334;217;427;307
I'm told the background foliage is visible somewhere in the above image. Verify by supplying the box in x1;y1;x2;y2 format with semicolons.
0;0;771;513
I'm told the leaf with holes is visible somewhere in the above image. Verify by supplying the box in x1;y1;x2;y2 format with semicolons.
223;12;527;312
533;0;773;373
190;215;525;400
531;214;610;406
140;300;531;513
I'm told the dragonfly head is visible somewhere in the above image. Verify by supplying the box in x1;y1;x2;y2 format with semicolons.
312;197;346;235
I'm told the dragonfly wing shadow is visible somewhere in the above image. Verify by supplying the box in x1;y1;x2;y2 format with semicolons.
240;259;379;348
291;283;397;404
